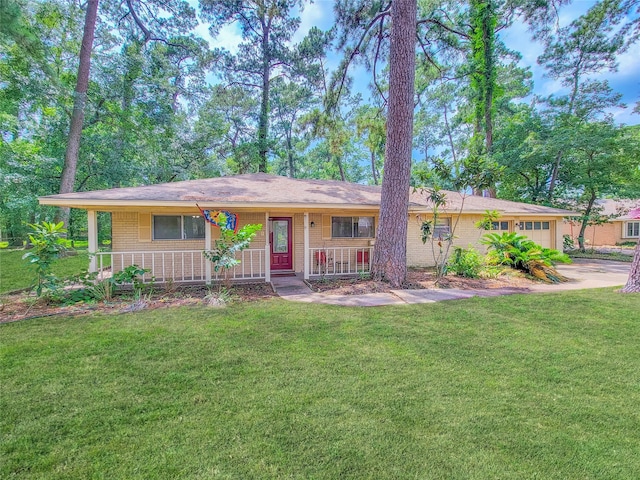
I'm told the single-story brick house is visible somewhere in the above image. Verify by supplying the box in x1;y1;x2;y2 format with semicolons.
563;199;640;247
39;173;573;283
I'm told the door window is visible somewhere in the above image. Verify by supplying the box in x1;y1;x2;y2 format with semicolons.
273;220;288;253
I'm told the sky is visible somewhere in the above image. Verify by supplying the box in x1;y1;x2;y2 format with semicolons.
196;0;640;126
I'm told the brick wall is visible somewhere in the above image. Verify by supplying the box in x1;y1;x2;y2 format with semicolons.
110;209;563;276
563;221;621;247
110;211;269;281
406;214;559;267
406;213;488;267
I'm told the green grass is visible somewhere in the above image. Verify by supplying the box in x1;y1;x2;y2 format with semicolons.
0;249;92;293
2;290;640;479
567;250;633;262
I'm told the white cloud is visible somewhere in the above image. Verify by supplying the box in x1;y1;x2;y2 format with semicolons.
194;22;212;49
611;48;639;78
209;23;243;55
292;0;335;44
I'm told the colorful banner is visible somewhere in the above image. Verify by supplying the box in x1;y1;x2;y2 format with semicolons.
197;206;239;233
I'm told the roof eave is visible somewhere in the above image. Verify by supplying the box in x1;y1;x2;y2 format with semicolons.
407;205;575;216
38;197;381;211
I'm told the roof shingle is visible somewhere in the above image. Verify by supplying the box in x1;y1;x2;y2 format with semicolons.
39;173;573;215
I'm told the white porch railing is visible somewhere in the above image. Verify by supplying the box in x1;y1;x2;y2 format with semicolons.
95;249;265;284
309;247;373;277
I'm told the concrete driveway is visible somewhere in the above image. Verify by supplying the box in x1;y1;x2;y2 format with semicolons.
530;258;630;292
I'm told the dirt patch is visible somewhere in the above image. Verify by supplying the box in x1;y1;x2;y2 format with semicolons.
309;268;536;295
0;283;277;324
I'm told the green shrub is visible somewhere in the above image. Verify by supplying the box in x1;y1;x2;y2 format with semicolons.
447;245;483;278
481;232;571;283
563;234;575;250
203;223;262;288
22;222;68;297
112;265;150;289
616;241;637;247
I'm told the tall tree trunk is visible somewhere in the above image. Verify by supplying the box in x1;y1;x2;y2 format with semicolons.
548;150;563;201
483;10;496;199
443;103;457;165
371;151;379;185
577;191;597;252
482;0;495;159
257;22;271;173
371;0;416;287
334;155;346;182
549;75;578;201
470;0;497;198
58;0;99;224
286;134;295;178
621;238;640;293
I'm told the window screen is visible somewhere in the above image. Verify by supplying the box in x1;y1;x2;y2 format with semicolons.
154;216;182;240
331;217;375;238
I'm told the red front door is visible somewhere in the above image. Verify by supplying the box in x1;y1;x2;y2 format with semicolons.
270;217;293;270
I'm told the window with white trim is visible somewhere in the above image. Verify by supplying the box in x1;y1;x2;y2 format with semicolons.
331;216;375;238
523;221;550;231
433;218;451;239
491;221;509;231
626;221;640;238
153;215;205;240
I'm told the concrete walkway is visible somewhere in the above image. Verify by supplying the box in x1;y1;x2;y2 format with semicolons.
270;259;631;307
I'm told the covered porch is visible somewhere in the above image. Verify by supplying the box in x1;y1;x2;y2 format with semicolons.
86;210;374;284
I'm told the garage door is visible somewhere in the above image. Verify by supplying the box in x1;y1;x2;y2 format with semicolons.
522;220;553;248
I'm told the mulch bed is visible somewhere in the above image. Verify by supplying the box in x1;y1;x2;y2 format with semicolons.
0;283;277;324
1;270;541;323
308;268;536;295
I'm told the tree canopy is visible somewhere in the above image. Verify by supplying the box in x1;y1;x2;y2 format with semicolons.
1;0;639;280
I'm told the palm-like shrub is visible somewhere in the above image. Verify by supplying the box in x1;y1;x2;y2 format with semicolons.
481;232;571;283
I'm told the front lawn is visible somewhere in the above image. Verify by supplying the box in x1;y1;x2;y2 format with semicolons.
2;291;640;479
0;249;92;293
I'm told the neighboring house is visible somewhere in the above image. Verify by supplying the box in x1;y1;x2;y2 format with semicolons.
563;199;640;247
39;173;573;284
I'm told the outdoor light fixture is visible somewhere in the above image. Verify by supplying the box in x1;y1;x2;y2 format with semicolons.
310;221;315;228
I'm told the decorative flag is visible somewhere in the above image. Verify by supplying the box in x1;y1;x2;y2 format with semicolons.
197;205;239;233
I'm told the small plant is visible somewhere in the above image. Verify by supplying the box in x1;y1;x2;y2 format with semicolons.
22;221;68;297
66;288;96;304
203;222;262;288
358;270;371;281
57;265;152;306
203;286;235;307
415;186;466;284
563;234;575;250
88;278;115;302
112;264;152;295
447;245;483;278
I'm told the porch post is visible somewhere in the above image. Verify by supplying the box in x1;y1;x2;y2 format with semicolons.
304;212;310;280
205;222;212;284
264;212;271;282
87;210;98;273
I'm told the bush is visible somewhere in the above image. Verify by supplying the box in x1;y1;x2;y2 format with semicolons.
563;234;575;250
481;232;571;283
22;222;68;297
447;246;483;278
